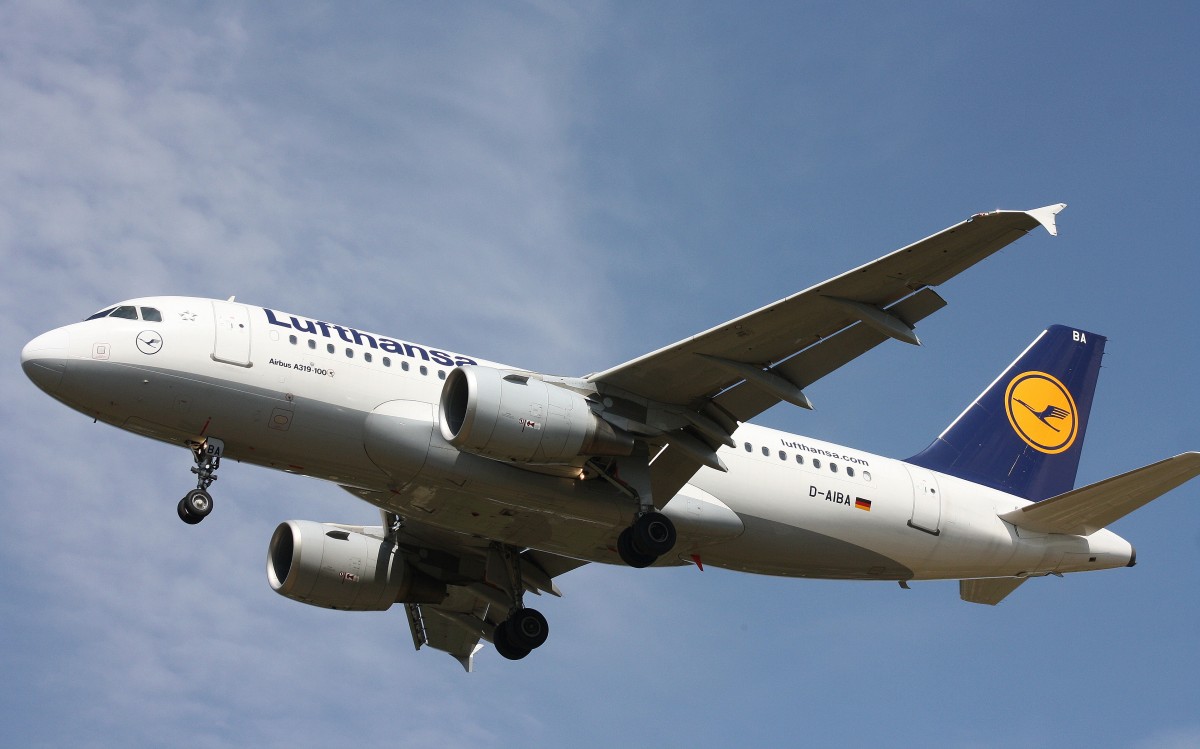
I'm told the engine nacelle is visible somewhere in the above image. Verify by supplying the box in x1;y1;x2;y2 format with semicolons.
267;520;446;611
439;365;634;463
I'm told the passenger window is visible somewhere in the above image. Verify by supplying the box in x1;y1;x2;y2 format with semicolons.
438;370;446;380
847;467;856;478
813;459;822;469
85;307;116;321
779;451;787;460
345;348;353;358
383;357;391;367
863;471;872;482
111;306;138;320
327;343;335;354
308;339;316;349
420;365;428;376
761;446;769;457
831;463;838;474
289;335;297;345
140;307;162;322
364;352;373;363
744;443;752;452
795;455;804;465
402;361;410;372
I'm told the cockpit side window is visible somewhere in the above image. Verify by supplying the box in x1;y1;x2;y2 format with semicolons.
85;307;116;321
140;307;162;322
110;306;139;320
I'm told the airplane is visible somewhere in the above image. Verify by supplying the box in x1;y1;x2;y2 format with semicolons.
21;204;1200;671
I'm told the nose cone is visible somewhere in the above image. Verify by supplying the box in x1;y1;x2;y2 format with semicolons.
21;328;70;392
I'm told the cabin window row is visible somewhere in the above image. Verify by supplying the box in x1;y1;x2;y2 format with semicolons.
287;335;446;379
742;442;871;481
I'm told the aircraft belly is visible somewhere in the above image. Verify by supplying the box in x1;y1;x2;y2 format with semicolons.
372;475;625;561
704;513;913;579
60;359;390;488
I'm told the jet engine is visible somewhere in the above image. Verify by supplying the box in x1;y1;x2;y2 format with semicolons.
439;365;634;463
267;520;446;611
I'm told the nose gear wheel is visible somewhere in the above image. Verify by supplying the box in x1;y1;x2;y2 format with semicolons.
178;438;224;524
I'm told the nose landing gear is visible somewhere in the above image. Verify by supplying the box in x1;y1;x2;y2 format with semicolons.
178;437;223;525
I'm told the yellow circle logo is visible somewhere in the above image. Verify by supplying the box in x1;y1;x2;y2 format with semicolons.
1005;371;1078;454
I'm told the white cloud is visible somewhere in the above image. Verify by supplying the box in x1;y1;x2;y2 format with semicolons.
1135;726;1200;749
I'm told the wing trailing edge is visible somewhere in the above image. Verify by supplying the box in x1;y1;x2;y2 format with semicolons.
999;452;1200;536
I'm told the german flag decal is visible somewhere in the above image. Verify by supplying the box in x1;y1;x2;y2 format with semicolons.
854;497;872;512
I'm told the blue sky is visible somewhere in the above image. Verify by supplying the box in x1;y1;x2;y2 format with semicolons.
3;2;1198;747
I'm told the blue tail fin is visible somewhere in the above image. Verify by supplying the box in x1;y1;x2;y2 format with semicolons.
906;325;1106;501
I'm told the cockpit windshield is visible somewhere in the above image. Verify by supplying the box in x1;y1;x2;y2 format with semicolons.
84;305;163;322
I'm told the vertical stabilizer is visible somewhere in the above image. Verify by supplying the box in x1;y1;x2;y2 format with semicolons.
906;325;1105;501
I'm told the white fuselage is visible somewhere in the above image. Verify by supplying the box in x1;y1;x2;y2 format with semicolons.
21;296;1134;582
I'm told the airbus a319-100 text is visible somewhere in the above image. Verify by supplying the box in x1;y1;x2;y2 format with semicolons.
21;204;1200;670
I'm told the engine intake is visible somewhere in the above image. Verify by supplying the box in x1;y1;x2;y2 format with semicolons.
439;365;633;463
267;520;445;611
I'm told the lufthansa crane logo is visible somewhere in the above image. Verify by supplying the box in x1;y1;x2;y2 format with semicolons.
135;331;163;355
1004;371;1077;454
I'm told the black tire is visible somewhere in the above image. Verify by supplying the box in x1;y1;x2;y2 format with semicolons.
618;527;657;568
508;608;549;651
632;512;676;557
177;497;203;525
492;620;531;661
183;489;213;520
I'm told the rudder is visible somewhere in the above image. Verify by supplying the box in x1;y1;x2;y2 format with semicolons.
906;325;1106;501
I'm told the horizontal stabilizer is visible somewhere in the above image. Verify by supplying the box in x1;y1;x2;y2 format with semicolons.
960;577;1027;605
1000;452;1200;535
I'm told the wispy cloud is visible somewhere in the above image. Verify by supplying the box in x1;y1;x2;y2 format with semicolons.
5;2;1200;748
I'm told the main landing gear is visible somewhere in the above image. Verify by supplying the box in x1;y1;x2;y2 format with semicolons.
586;454;680;568
178;437;224;525
492;607;549;661
488;544;551;661
617;511;677;568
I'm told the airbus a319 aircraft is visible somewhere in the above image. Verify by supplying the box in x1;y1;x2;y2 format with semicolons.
21;204;1200;670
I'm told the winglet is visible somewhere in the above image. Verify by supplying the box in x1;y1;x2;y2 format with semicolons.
1026;203;1067;237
